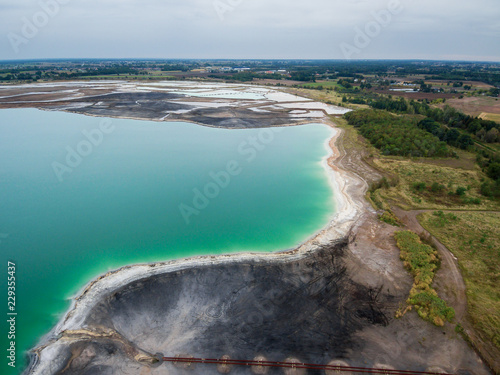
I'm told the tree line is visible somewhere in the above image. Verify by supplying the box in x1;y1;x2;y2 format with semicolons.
369;97;500;143
344;109;452;158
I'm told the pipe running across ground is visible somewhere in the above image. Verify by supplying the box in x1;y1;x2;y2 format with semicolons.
163;356;453;375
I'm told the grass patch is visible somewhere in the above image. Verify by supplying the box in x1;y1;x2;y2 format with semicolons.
394;231;455;326
334;117;374;153
285;87;347;108
419;211;500;348
373;158;500;211
411;148;477;170
379;210;401;226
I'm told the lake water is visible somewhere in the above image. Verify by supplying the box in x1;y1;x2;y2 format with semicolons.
0;108;335;373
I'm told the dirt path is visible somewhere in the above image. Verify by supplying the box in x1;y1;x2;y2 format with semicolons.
332;125;382;186
392;207;500;374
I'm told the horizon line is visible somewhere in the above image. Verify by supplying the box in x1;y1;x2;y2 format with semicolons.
1;58;500;64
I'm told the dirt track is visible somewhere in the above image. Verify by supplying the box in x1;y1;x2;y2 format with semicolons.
328;121;498;374
392;208;500;374
391;208;467;320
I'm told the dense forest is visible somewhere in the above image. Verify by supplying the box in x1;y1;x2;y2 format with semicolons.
344;109;452;158
369;97;500;143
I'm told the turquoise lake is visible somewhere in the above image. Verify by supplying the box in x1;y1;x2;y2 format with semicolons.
0;108;335;373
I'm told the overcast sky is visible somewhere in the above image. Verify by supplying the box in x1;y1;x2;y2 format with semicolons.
1;0;499;61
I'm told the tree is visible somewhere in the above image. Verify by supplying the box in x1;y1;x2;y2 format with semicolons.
487;163;500;180
488;88;500;97
457;134;474;149
476;128;487;141
485;128;499;143
444;129;460;143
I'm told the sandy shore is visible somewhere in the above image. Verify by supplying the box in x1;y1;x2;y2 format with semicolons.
27;116;366;374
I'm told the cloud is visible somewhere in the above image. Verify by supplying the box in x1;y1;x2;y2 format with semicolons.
0;0;498;60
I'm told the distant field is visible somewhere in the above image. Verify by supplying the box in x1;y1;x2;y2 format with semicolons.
390;77;493;90
479;112;500;122
369;89;458;101
424;80;495;89
419;211;500;349
252;79;309;87
255;80;342;90
445;96;500;117
302;81;341;90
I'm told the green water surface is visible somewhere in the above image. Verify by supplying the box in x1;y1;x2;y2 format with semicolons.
0;108;335;374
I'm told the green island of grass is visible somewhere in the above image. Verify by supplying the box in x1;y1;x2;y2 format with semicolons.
394;230;456;327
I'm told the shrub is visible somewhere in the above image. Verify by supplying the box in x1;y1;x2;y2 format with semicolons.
430;182;445;193
394;231;455;326
487;163;500;180
412;182;427;192
462;197;481;205
379;210;401;227
456;187;467;196
480;180;500;198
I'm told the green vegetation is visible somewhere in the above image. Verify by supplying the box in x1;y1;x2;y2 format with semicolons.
394;231;455;326
301;81;341;90
480;178;500;198
345;109;452;157
426;211;458;228
369;96;499;146
210;71;283;82
379;210;401;226
373;158;498;210
419;211;500;348
289;71;316;82
348;98;500;195
410;180;481;205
